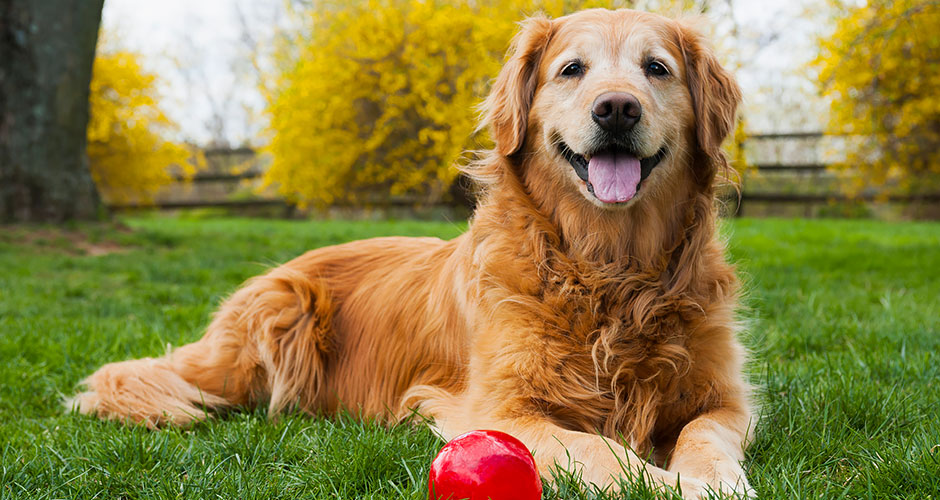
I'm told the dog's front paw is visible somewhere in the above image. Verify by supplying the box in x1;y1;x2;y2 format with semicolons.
702;463;755;499
675;475;708;500
671;458;754;499
713;460;755;499
683;479;754;500
707;478;755;499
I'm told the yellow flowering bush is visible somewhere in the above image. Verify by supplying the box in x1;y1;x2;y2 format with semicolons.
87;43;195;204
815;0;940;193
263;0;626;207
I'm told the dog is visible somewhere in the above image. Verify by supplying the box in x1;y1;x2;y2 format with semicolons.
70;8;754;498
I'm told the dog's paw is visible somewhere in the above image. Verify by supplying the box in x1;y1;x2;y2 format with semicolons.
675;476;708;500
672;460;754;499
703;472;755;499
712;460;755;499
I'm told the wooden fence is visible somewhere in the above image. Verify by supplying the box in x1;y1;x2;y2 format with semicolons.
106;134;940;218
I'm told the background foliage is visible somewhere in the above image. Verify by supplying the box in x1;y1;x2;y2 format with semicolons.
815;0;940;194
87;37;197;204
263;0;721;207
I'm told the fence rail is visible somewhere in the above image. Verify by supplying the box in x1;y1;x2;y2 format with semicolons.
739;193;940;203
108;199;287;210
748;132;826;140
748;163;827;172
170;170;264;182
106;135;940;217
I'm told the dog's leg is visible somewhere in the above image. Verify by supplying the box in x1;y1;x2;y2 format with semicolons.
68;266;334;426
666;405;755;498
432;412;707;499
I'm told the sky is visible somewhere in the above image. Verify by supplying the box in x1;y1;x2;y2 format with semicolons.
101;0;831;146
101;0;284;146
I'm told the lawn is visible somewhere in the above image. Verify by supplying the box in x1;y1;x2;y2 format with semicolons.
1;215;938;499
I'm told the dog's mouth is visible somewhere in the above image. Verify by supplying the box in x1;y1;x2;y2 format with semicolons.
559;141;667;204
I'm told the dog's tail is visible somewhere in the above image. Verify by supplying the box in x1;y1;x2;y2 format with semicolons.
66;266;334;427
65;352;231;427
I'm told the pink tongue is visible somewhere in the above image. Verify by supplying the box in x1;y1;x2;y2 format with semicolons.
588;151;641;203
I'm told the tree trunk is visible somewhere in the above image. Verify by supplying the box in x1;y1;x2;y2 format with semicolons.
0;0;105;222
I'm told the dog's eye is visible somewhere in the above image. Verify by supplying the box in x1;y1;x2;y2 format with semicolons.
645;60;669;78
561;61;584;77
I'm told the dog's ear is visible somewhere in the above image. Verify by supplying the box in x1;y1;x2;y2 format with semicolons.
676;23;741;167
481;15;554;157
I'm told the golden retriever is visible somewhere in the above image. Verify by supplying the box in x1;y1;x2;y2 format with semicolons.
70;8;754;499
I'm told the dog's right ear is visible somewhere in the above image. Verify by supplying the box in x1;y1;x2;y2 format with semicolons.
481;16;553;158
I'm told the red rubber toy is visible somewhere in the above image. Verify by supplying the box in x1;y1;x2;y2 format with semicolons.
428;430;542;500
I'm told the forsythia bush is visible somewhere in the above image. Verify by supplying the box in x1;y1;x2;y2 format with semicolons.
264;0;623;207
87;44;195;204
815;0;940;193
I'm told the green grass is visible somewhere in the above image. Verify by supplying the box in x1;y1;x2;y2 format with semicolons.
1;215;938;499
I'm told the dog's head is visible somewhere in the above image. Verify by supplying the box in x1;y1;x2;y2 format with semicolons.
482;9;740;210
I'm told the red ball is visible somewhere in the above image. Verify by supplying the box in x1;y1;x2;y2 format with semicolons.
428;430;542;500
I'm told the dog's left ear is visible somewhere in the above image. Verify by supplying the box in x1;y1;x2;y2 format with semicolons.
676;23;742;168
481;15;554;157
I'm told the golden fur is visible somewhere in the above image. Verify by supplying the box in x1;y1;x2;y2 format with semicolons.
71;9;754;498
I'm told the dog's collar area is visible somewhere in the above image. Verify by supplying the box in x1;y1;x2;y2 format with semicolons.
558;141;667;199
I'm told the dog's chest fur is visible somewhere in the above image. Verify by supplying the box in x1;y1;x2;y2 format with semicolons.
501;257;715;453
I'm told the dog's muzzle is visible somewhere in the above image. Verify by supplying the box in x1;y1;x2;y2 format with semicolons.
559;142;667;203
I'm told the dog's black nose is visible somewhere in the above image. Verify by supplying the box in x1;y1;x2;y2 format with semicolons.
591;92;641;134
